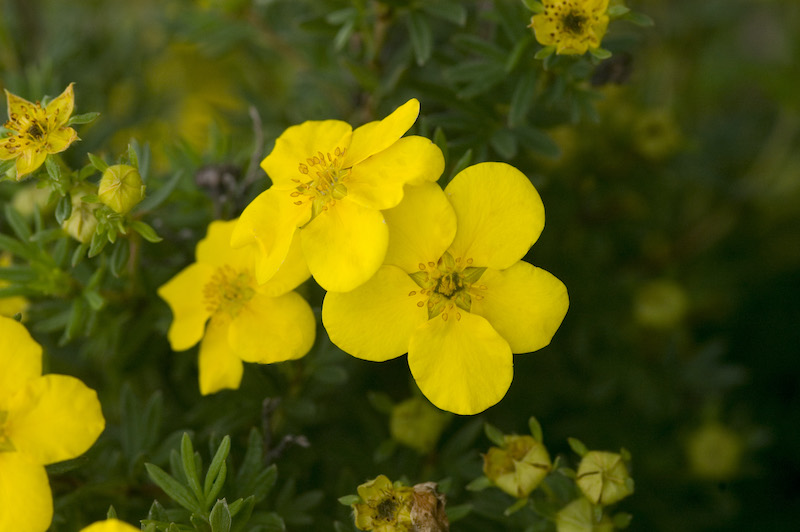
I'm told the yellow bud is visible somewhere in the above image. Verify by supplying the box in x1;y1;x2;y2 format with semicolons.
686;422;743;481
482;435;551;498
62;186;99;243
576;451;634;506
390;397;450;454
555;498;615;532
98;164;144;214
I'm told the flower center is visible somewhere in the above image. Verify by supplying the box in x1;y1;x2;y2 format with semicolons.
291;147;351;221
203;265;255;317
408;251;487;321
27;122;45;140
562;11;587;34
0;410;15;453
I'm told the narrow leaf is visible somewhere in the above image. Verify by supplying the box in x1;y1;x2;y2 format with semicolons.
145;462;202;514
407;11;433;66
131;220;163;243
88;153;108;173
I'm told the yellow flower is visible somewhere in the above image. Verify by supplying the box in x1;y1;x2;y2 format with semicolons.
80;519;140;532
0;252;28;318
323;163;569;415
0;316;105;532
0;84;78;179
232;99;444;292
483;435;551;498
352;475;414;531
158;219;315;395
531;0;610;55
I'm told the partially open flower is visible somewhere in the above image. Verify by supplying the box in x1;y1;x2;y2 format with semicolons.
352;475;414;531
576;451;634;505
98;164;145;214
483;434;551;498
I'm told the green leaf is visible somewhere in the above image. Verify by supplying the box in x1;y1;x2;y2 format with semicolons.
506;35;533;73
465;476;492;491
135;170;182;213
106;505;118;519
145;462;203;514
61;298;85;345
110;241;130;277
490;128;518;159
432;127;448;165
534;45;555;60
516;126;561;158
333;19;356;51
0;265;36;282
337;494;360;506
84;289;105;311
230;496;256;532
87;231;107;258
4;205;31;241
446;503;472;522
484;423;506;447
45;157;61;182
80;194;101;204
407;11;433;66
205;436;231;502
147;499;170;521
131;220;163;243
508;69;537;127
567;437;589;457
504;497;529;516
590;48;612;60
71;242;88;267
613;512;634;529
521;0;544;13
209;499;232;532
528;416;544;442
608;5;630;17
448;148;473;182
67;112;100;126
181;433;205;504
421;0;467;26
127;142;139;169
55;195;72;225
366;391;394;414
88;153;108;173
0;234;34;260
623;11;655;26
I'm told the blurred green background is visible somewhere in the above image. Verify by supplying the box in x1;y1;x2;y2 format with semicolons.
1;0;799;530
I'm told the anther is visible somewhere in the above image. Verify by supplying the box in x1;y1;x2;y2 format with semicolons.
442;313;449;321
417;301;425;307
408;291;416;296
418;263;426;270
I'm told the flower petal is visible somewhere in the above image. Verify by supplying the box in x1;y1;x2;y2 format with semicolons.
255;225;310;296
197;219;254;271
198;315;243;395
445;162;544;270
323;265;426;361
15;148;47;178
228;292;315;364
470;261;568;354
344;99;420;167
157;263;215;351
45;126;78;154
261;120;353;189
408;311;513;415
0;136;21;160
44;83;75;126
0;454;52;532
300;198;388;292
8;374;104;465
232;188;310;284
347;136;444;210
383;182;457;274
0;316;42;408
4;90;37;131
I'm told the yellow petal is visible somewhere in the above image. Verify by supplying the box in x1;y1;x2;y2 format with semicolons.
197;219;254;271
322;265;426;361
347;136;444;210
198;315;243;395
0;454;52;532
80;519;142;532
344;99;420;167
4;90;37;130
44;83;75;126
0;136;20;160
15;148;47;179
261;120;353;189
45;126;78;154
232;188;310;284
8;374;105;465
255;225;311;297
383;182;456;274
228;292;315;363
470;261;568;354
300;199;388;292
445;162;544;270
157;263;215;351
0;316;42;408
408;311;512;415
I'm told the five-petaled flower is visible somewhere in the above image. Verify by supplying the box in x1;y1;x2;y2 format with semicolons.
531;0;610;55
158;219;315;395
0;83;78;179
351;475;414;531
323;163;569;415
232;99;444;292
0;316;105;532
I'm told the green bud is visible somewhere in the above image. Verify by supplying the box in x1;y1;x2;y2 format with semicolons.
62;185;99;244
555;498;614;532
98;164;144;214
576;451;634;506
633;279;688;330
389;396;450;454
686;422;743;481
482;435;551;498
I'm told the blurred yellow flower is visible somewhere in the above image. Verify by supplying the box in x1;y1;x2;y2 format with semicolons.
232;99;444;292
158;219;315;395
323;163;569;414
531;0;610;55
80;519;140;532
0;84;78;179
0;316;105;532
389;396;450;454
0;252;28;318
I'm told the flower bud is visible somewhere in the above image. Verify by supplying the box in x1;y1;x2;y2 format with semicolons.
62;186;99;243
98;164;144;214
352;475;414;531
686;422;743;481
555;498;614;532
576;451;634;506
633;279;688;330
390;396;450;454
482;435;551;498
11;184;51;218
